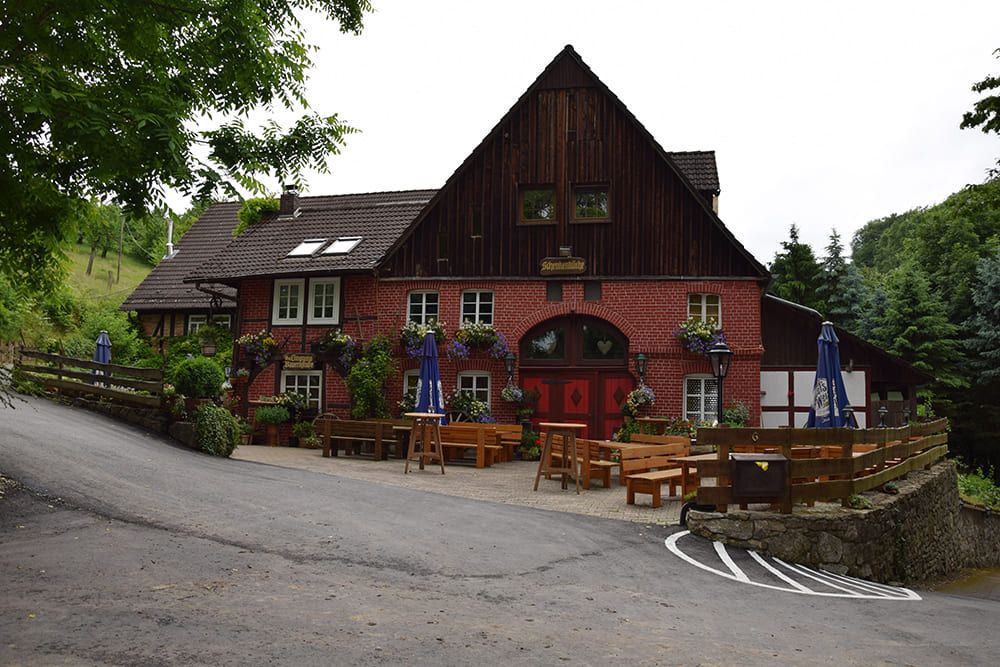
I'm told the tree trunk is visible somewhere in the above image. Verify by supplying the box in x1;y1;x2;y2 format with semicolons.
116;217;124;283
86;243;97;275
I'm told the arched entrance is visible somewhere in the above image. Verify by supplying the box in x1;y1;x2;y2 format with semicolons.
519;315;635;439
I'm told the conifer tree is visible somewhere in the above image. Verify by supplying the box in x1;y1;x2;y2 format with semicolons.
965;249;1000;382
872;264;966;391
769;224;825;313
818;229;866;331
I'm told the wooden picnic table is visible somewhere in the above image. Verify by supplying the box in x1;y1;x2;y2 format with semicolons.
668;452;718;497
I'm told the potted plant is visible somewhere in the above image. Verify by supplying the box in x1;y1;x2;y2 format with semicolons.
172;357;225;414
313;328;358;373
199;327;218;357
518;430;542;461
254;405;290;446
291;420;316;448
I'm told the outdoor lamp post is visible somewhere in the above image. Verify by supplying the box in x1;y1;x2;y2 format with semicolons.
634;353;648;385
707;341;733;425
842;404;854;429
878;404;889;428
902;406;911;425
504;352;516;384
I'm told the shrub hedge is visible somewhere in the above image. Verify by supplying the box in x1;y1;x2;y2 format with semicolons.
194;403;240;457
172;357;224;399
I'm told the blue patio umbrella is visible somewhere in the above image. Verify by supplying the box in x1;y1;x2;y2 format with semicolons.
806;322;855;428
93;330;112;385
414;332;446;421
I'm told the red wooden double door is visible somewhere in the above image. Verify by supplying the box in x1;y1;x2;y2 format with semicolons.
518;316;635;440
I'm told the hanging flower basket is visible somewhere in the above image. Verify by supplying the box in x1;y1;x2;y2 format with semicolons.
312;328;358;374
673;317;726;355
621;385;655;418
236;330;279;368
400;320;447;358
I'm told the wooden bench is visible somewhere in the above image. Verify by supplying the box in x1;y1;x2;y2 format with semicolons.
548;437;617;489
318;420;398;460
437;425;503;468
621;441;691;508
493;424;523;462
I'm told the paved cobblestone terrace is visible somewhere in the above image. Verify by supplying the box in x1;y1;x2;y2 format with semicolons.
232;446;682;525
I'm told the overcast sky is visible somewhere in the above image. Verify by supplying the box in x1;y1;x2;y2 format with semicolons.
176;0;1000;265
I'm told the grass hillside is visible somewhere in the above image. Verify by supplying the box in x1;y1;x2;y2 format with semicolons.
64;244;152;308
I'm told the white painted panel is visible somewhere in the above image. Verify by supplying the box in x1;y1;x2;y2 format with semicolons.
760;372;788;407
793;372;815;408
887;391;904;401
842;370;866;411
854;412;867;429
793;411;810;427
761;412;789;427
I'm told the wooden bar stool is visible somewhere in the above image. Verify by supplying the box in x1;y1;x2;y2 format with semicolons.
404;412;446;474
533;422;586;494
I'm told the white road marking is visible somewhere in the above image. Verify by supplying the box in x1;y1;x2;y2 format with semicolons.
665;531;921;601
714;540;751;582
747;550;812;593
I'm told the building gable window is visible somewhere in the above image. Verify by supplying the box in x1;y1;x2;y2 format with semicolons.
573;186;610;222
408;291;439;325
461;290;493;324
273;279;305;325
520;187;556;224
281;370;322;410
688;293;721;327
308;277;341;324
457;371;490;405
684;375;718;423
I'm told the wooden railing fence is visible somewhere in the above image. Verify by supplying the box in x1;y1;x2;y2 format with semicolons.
695;419;949;513
15;349;164;409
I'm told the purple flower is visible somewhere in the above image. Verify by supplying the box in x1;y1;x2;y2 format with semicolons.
447;340;470;360
489;332;510;359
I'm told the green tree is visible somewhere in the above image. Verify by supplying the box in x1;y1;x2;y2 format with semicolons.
0;1;371;293
769;224;825;312
818;229;866;331
871;264;966;392
965;250;1000;381
962;47;1000;176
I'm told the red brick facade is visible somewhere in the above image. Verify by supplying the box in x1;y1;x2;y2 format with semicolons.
235;275;764;438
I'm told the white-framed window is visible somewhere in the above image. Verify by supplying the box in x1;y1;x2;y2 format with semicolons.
187;314;207;334
272;278;305;325
281;370;322;411
403;370;420;398
684;375;719;423
308;277;341;324
457;372;491;405
688;293;721;327
212;314;232;329
408;291;439;325
461;290;493;324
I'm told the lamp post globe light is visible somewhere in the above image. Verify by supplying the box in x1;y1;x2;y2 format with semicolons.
706;341;733;425
504;352;516;384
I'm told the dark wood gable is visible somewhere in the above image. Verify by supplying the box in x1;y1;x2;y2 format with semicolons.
380;46;767;280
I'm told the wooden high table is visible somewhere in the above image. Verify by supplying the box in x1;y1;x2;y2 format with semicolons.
533;422;587;494
403;412;446;474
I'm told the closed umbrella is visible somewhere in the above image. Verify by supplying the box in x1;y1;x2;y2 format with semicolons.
806;322;855;428
414;332;445;421
93;330;112;386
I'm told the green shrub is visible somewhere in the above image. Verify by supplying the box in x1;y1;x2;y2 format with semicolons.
958;467;1000;510
254;405;290;425
346;336;396;419
194;404;240;457
292;421;315;439
172;357;225;399
62;303;148;364
233;197;279;237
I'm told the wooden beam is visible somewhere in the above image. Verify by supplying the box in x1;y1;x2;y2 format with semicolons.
20;350;163;380
17;364;162;394
24;374;162;408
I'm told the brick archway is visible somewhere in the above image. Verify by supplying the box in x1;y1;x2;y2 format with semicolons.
510;301;638;342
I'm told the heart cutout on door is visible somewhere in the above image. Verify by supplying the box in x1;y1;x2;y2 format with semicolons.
596;339;613;355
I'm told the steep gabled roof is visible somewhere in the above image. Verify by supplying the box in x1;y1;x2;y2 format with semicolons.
121;203;240;311
184;190;437;284
380;45;766;279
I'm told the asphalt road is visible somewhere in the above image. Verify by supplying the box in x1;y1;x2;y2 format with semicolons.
1;397;997;666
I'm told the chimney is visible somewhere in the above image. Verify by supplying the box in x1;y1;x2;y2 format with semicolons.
163;216;176;259
279;183;300;218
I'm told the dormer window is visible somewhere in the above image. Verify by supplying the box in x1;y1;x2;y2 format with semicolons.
287;239;326;257
322;236;363;255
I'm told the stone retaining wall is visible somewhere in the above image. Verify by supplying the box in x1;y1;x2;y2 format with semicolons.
60;395;169;434
688;461;1000;583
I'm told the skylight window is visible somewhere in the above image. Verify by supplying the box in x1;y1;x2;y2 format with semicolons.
287;239;327;257
322;236;363;255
